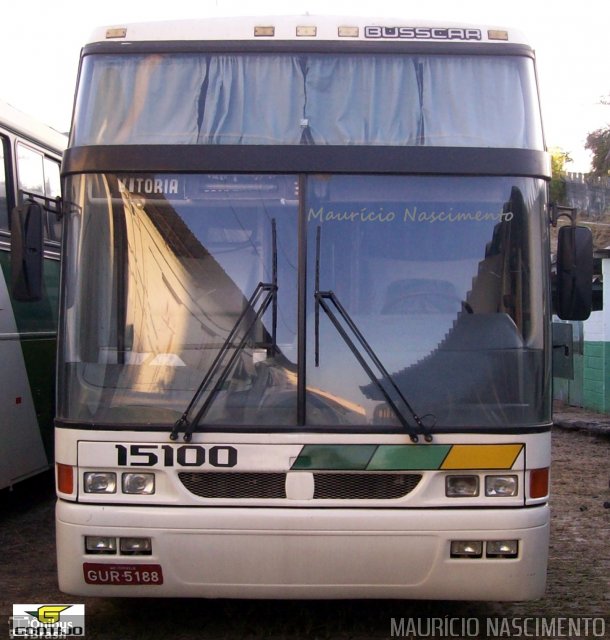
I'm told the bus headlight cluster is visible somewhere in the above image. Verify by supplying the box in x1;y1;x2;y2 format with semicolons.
451;540;519;559
445;475;518;498
84;472;155;494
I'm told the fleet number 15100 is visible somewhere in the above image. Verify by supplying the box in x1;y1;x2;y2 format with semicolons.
115;444;237;468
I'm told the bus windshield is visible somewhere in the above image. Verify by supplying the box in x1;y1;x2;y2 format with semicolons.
58;173;550;431
71;52;543;149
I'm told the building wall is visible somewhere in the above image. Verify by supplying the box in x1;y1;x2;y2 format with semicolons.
582;258;610;413
564;173;610;218
552;174;610;414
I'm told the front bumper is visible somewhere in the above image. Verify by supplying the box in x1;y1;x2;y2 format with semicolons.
57;500;549;600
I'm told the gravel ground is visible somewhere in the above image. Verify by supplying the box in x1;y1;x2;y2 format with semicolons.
1;427;608;640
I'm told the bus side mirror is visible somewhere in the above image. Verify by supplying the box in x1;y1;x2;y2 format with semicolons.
555;225;592;321
10;200;44;301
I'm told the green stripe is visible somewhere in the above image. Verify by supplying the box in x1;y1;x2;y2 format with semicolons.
291;444;377;470
292;444;452;471
368;445;451;470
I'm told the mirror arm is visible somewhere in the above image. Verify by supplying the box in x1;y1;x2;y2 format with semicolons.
19;190;64;220
548;203;578;228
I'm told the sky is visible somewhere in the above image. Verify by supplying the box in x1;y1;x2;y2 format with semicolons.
1;0;607;172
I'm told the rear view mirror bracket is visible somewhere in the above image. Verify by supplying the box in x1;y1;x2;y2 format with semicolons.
548;203;577;228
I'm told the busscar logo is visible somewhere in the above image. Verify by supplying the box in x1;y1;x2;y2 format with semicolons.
11;604;85;637
365;26;482;41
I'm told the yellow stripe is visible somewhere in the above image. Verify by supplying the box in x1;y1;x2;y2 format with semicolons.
441;444;523;470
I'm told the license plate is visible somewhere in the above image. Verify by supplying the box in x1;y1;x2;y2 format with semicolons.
83;563;163;585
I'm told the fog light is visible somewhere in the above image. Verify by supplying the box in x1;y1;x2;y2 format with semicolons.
487;540;519;558
120;537;152;555
122;473;155;495
485;475;518;497
450;540;483;558
84;472;117;494
446;475;479;497
85;536;117;554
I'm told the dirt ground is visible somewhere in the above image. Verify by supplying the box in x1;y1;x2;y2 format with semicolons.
1;427;608;639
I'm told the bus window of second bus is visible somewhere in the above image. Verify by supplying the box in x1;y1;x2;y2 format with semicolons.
16;142;61;242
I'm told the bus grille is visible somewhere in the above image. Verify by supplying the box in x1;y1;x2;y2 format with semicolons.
178;472;422;500
178;472;287;499
313;473;422;500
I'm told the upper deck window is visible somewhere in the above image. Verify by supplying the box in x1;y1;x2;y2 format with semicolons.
71;53;543;149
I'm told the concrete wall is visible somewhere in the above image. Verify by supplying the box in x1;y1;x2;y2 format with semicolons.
564;173;610;219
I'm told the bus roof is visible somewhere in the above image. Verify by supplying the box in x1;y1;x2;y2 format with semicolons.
87;15;531;48
0;99;67;153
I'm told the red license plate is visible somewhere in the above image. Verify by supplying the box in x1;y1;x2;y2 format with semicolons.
83;563;163;585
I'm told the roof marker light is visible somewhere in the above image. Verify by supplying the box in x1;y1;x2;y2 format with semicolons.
254;26;275;37
106;28;127;39
338;26;359;38
296;26;317;37
488;30;509;41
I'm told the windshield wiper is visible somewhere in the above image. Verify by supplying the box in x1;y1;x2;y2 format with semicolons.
314;227;433;443
170;281;277;442
171;220;278;442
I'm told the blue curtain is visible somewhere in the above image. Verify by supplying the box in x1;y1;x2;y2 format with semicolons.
73;53;541;149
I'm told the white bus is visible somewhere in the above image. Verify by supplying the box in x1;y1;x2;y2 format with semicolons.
52;16;591;599
0;100;66;490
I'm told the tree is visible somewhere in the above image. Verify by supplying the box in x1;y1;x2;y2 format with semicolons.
585;126;610;177
549;147;572;203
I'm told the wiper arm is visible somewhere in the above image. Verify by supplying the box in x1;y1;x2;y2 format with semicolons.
171;219;278;443
314;226;432;442
171;281;277;442
316;290;431;442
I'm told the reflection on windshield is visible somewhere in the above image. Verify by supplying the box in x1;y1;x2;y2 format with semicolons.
59;174;549;430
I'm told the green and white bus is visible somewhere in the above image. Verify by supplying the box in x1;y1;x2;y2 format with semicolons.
0;100;66;490
52;16;591;599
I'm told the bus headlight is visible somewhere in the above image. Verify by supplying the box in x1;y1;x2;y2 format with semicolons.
122;472;155;495
446;475;479;497
120;537;152;555
85;536;117;554
84;472;117;494
450;540;483;558
486;540;519;558
485;475;518;497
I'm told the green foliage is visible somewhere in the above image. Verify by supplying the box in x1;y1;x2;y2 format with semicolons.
585;126;610;177
549;148;572;203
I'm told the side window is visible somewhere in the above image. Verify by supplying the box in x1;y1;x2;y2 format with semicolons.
43;157;61;241
0;137;9;229
16;142;61;242
17;142;45;196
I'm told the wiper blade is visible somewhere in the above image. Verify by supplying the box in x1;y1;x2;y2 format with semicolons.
171;281;277;442
314;226;432;442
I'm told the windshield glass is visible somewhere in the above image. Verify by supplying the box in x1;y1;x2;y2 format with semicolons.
72;53;543;149
58;174;550;430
